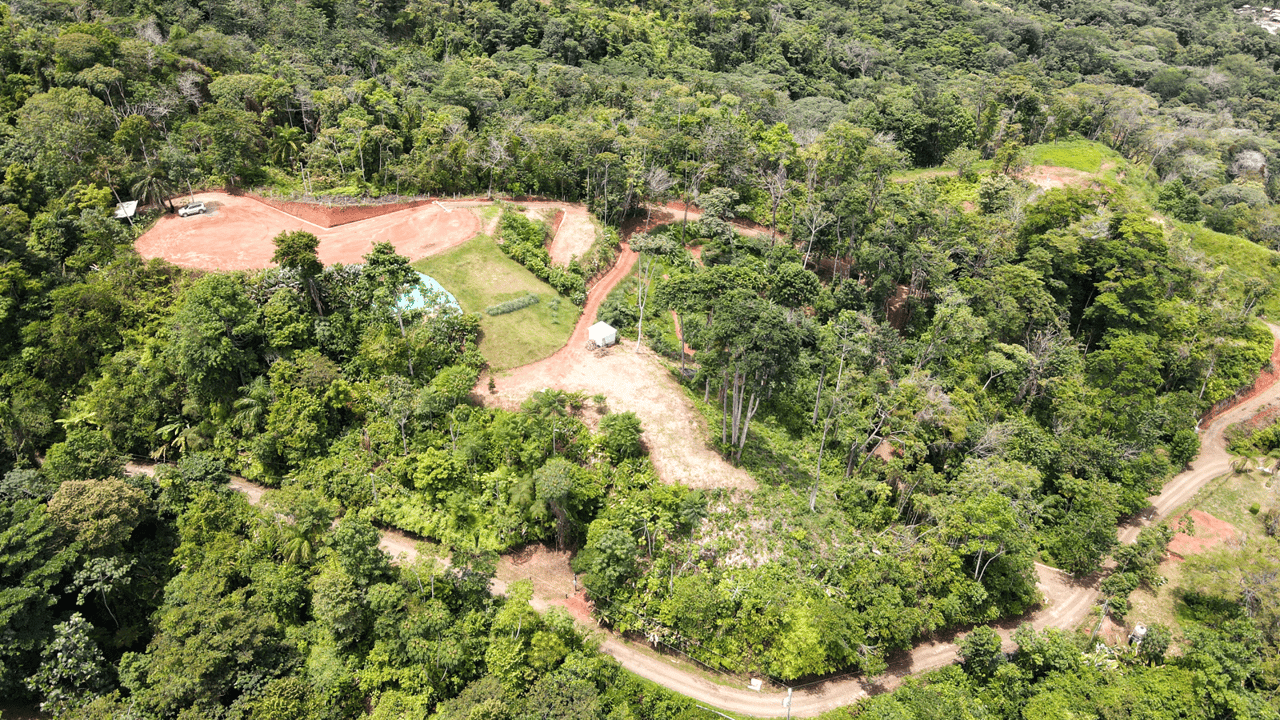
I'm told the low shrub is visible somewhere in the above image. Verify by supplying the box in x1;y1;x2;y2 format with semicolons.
485;293;539;316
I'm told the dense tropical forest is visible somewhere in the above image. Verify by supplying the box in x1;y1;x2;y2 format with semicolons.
3;0;1280;717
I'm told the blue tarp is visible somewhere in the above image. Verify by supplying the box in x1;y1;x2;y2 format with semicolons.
400;272;460;311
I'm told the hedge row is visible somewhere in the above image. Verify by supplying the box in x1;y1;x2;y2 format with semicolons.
486;293;540;316
498;211;588;305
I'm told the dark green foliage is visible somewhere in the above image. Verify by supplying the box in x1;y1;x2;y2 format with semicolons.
499;212;586;305
0;500;78;697
40;429;122;485
486;293;540;316
3;0;1280;714
598;412;643;462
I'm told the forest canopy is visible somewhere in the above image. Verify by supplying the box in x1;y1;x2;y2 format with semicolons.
2;0;1280;717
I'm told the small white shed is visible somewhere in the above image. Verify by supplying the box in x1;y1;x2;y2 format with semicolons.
588;321;618;347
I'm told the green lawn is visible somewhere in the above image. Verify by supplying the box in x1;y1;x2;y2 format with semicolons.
413;234;578;370
1181;221;1280;319
1029;139;1116;173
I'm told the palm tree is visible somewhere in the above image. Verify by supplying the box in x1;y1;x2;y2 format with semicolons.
232;377;272;435
132;172;176;212
281;523;319;565
151;418;188;461
269;126;304;168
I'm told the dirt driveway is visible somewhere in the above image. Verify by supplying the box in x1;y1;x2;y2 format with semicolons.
526;202;598;265
478;235;757;492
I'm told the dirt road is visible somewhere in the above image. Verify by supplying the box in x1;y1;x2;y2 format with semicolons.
122;316;1280;716
1120;322;1280;542
478;239;758;491
125;212;1280;715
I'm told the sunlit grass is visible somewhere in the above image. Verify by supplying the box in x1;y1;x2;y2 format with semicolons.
413;234;578;370
1180;221;1280;319
1030;139;1113;173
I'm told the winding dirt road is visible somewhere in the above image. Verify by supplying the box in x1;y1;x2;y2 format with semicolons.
129;189;1280;715
122;322;1280;716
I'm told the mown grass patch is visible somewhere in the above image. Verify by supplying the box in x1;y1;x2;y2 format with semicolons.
1029;139;1114;173
473;204;501;223
413;234;578;370
1192;467;1277;534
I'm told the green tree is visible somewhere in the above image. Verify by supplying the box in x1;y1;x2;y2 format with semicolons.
167;273;262;402
16;88;111;185
700;290;808;462
0;500;79;696
598;412;643;462
125;579;290;716
24;613;107;713
628;232;680;353
46;478;148;552
358;242;423;377
535;457;577;549
271;230;325;315
40;428;122;485
959;626;1006;680
131;171;175;212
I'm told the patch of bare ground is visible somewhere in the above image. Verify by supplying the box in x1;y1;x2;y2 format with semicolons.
491;544;598;625
1023;165;1097;190
474;224;756;491
1166;509;1239;559
532;203;597;266
1125;555;1186;643
135;191;481;270
483;338;756;492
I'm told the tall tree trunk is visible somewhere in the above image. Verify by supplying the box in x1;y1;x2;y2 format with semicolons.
812;366;826;424
676;310;687;374
734;390;762;463
721;371;728;446
809;353;848;511
396;310;415;378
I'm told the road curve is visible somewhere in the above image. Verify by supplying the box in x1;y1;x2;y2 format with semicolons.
126;324;1280;716
1121;322;1280;541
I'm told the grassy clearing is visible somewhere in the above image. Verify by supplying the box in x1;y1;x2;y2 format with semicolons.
413;234;578;370
1029;139;1114;173
1192;466;1279;532
1125;466;1278;640
1180;221;1280;319
1126;556;1185;638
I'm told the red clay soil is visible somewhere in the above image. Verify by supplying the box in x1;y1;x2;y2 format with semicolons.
1024;166;1100;191
236;191;432;228
511;202;597;266
660;201;774;235
1166;509;1239;560
627;204;775;240
491;544;599;625
128;321;1280;719
1121;322;1280;543
884;284;911;330
136;191;481;270
536;203;597;266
